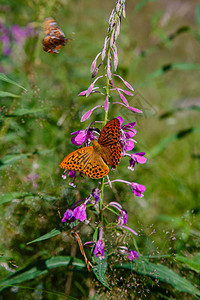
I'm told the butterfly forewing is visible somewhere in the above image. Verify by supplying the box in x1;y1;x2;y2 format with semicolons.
60;146;94;173
60;146;109;179
98;118;121;146
60;118;121;179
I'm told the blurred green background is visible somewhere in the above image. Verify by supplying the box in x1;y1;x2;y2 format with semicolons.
0;0;200;298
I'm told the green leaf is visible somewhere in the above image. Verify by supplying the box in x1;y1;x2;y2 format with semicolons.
5;107;47;117
93;252;109;289
0;91;20;98
0;256;86;292
196;4;200;28
0;73;27;91
27;228;61;245
115;259;200;297
0;153;31;169
0;192;33;205
176;254;200;274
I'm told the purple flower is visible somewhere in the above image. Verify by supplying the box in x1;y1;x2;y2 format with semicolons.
73;204;87;222
129;152;147;171
69;170;76;178
93;240;104;259
62;204;87;223
130;182;146;197
71;128;94;146
118;119;137;153
92;187;100;202
118;209;128;225
81;105;101;122
108;179;146;198
113;74;134;91
90;52;101;73
128;250;139;261
61;209;75;222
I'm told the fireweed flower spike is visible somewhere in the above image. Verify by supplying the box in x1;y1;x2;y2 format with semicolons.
60;0;145;274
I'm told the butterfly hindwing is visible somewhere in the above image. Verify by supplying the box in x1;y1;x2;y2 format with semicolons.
84;152;109;178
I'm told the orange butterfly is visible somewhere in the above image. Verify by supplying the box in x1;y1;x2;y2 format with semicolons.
42;17;69;53
60;118;122;179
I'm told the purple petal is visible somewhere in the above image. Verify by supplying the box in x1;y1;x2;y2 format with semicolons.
117;116;123;126
113;74;134;91
81;110;92;122
119;88;133;96
78;90;87;96
119;91;129;106
74;204;87;222
128;250;139;261
90;52;101;73
127;106;143;113
124;140;135;151
101;36;109;61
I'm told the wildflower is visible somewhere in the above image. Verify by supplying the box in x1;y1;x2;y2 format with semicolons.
118;209;128;225
118;118;137;153
129;152;147;171
130;182;146;197
61;209;75;223
92;187;100;202
108;179;146;198
62;204;87;223
71;129;94;146
81;105;101;122
90;52;101;73
73;204;87;222
128;250;139;261
93;240;104;259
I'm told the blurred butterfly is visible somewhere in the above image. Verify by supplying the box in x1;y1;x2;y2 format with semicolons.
42;17;69;53
60;118;122;179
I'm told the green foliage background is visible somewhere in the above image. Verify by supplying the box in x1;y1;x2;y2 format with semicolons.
0;0;200;298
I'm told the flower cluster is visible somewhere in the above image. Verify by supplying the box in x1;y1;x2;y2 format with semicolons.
60;0;146;270
62;188;139;260
0;23;34;56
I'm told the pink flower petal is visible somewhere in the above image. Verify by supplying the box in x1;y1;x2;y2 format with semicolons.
127;106;143;113
78;90;87;96
119;92;129;106
81;110;92;122
113;74;134;91
90;52;101;73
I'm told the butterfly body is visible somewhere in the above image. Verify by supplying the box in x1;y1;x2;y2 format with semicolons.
60;118;121;179
43;17;69;53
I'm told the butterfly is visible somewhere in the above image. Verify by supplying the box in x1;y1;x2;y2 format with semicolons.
42;17;69;53
60;118;122;179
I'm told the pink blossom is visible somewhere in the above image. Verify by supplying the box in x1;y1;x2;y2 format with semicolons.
90;52;101;73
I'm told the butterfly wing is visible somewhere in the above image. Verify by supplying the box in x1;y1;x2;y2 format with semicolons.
60;146;109;179
98;118;121;146
101;142;121;168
